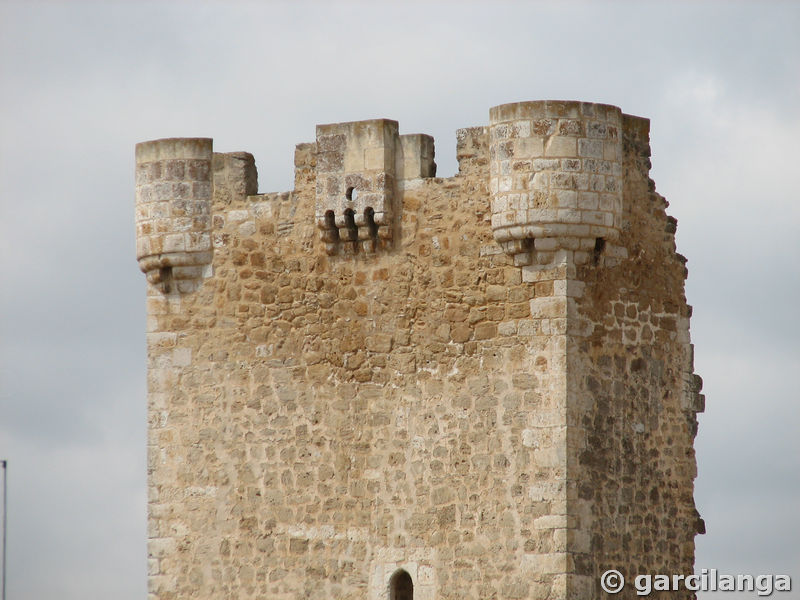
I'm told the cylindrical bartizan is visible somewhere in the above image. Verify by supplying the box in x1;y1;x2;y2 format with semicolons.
489;101;623;264
135;138;213;289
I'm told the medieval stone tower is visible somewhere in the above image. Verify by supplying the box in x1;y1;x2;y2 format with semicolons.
136;100;704;600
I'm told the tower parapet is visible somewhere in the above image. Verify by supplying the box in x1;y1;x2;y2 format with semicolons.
135;138;213;292
489;101;623;265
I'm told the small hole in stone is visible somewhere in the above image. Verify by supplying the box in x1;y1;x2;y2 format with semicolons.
343;208;358;251
364;207;378;241
346;187;358;202
159;266;173;293
344;208;356;229
324;209;339;242
593;237;606;265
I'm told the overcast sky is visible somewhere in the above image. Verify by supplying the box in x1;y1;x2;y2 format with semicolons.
0;1;798;598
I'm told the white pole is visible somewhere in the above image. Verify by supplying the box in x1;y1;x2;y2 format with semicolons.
1;460;6;600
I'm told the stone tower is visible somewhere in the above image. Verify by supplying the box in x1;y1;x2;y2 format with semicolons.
136;100;704;600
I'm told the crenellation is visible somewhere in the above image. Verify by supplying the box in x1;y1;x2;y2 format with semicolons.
212;151;258;207
398;133;437;180
135;100;702;600
455;126;488;176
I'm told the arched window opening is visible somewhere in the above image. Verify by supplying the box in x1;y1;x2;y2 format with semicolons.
389;569;413;600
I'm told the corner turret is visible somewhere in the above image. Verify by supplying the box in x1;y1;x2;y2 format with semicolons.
135;138;213;292
489;101;623;266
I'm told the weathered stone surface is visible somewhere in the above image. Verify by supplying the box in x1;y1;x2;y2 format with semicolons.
136;100;702;600
489;101;624;267
135;138;214;291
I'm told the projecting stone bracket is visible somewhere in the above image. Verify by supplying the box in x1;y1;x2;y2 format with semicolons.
317;204;392;256
139;252;213;294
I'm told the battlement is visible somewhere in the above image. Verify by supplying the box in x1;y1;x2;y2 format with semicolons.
136;100;702;600
134;101;652;286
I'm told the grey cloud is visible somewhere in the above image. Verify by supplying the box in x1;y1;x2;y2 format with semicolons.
1;2;798;598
